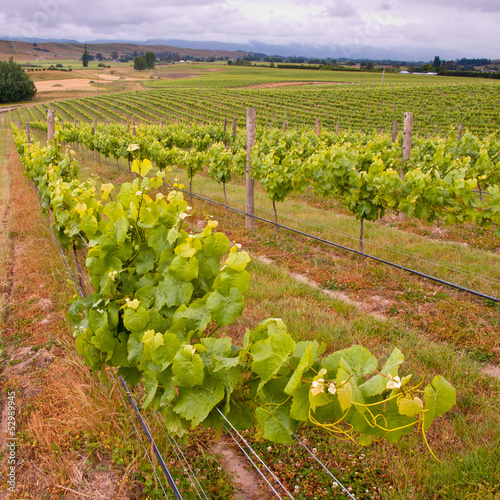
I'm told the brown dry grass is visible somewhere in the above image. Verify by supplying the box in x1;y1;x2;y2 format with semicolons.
35;79;106;93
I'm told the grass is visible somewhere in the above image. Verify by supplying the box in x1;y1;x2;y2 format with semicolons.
143;62;494;88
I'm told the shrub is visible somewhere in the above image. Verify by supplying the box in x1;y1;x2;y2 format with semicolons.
0;58;37;103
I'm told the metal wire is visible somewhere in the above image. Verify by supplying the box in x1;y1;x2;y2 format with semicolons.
119;376;184;500
239;197;500;287
217;409;294;500
180;188;500;303
132;384;209;500
155;414;209;500
293;434;356;500
110;371;172;499
221;422;286;500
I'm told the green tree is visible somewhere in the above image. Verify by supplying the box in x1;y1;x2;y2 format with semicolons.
144;51;156;69
110;51;119;60
0;58;37;104
95;52;103;61
133;56;147;70
82;43;89;68
433;56;441;68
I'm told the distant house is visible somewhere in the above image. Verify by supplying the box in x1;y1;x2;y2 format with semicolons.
399;70;410;74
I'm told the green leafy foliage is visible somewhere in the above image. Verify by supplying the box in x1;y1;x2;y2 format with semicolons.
14;127;457;453
0;58;37;103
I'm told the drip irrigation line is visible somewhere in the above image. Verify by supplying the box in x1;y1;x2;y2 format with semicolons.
292;434;356;500
228;196;500;287
217;409;294;500
110;372;172;499
133;384;209;500
180;188;500;303
156;414;209;500
119;376;184;500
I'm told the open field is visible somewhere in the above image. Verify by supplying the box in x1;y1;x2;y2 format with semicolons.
10;79;499;137
3;62;499;136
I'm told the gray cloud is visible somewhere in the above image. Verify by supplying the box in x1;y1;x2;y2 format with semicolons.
323;1;358;18
0;0;498;59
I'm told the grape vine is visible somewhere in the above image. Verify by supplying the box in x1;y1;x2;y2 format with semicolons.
12;123;456;454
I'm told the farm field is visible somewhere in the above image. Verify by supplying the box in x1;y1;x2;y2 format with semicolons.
2;62;500;499
10;81;500;137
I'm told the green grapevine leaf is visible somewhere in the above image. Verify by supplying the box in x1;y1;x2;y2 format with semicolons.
423;376;456;431
172;347;205;388
206;288;244;327
250;330;295;393
398;395;424;417
169;255;199;281
155;277;194;309
174;376;225;427
123;306;150;332
284;344;314;395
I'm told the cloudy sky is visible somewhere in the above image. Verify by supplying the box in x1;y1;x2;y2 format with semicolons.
1;0;499;60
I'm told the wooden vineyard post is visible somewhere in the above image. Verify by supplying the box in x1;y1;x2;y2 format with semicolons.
47;109;55;142
283;121;287;133
392;120;398;142
246;108;256;231
73;119;78;151
131;116;137;136
336;122;339;134
232;117;237;138
223;118;227;133
93;118;98;160
402;112;413;164
25;123;31;145
457;124;463;141
161;118;164;131
315;118;321;137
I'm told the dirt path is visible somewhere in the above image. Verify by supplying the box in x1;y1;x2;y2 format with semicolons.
0;116;13;326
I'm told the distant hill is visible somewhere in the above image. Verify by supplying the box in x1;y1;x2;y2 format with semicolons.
0;39;242;61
